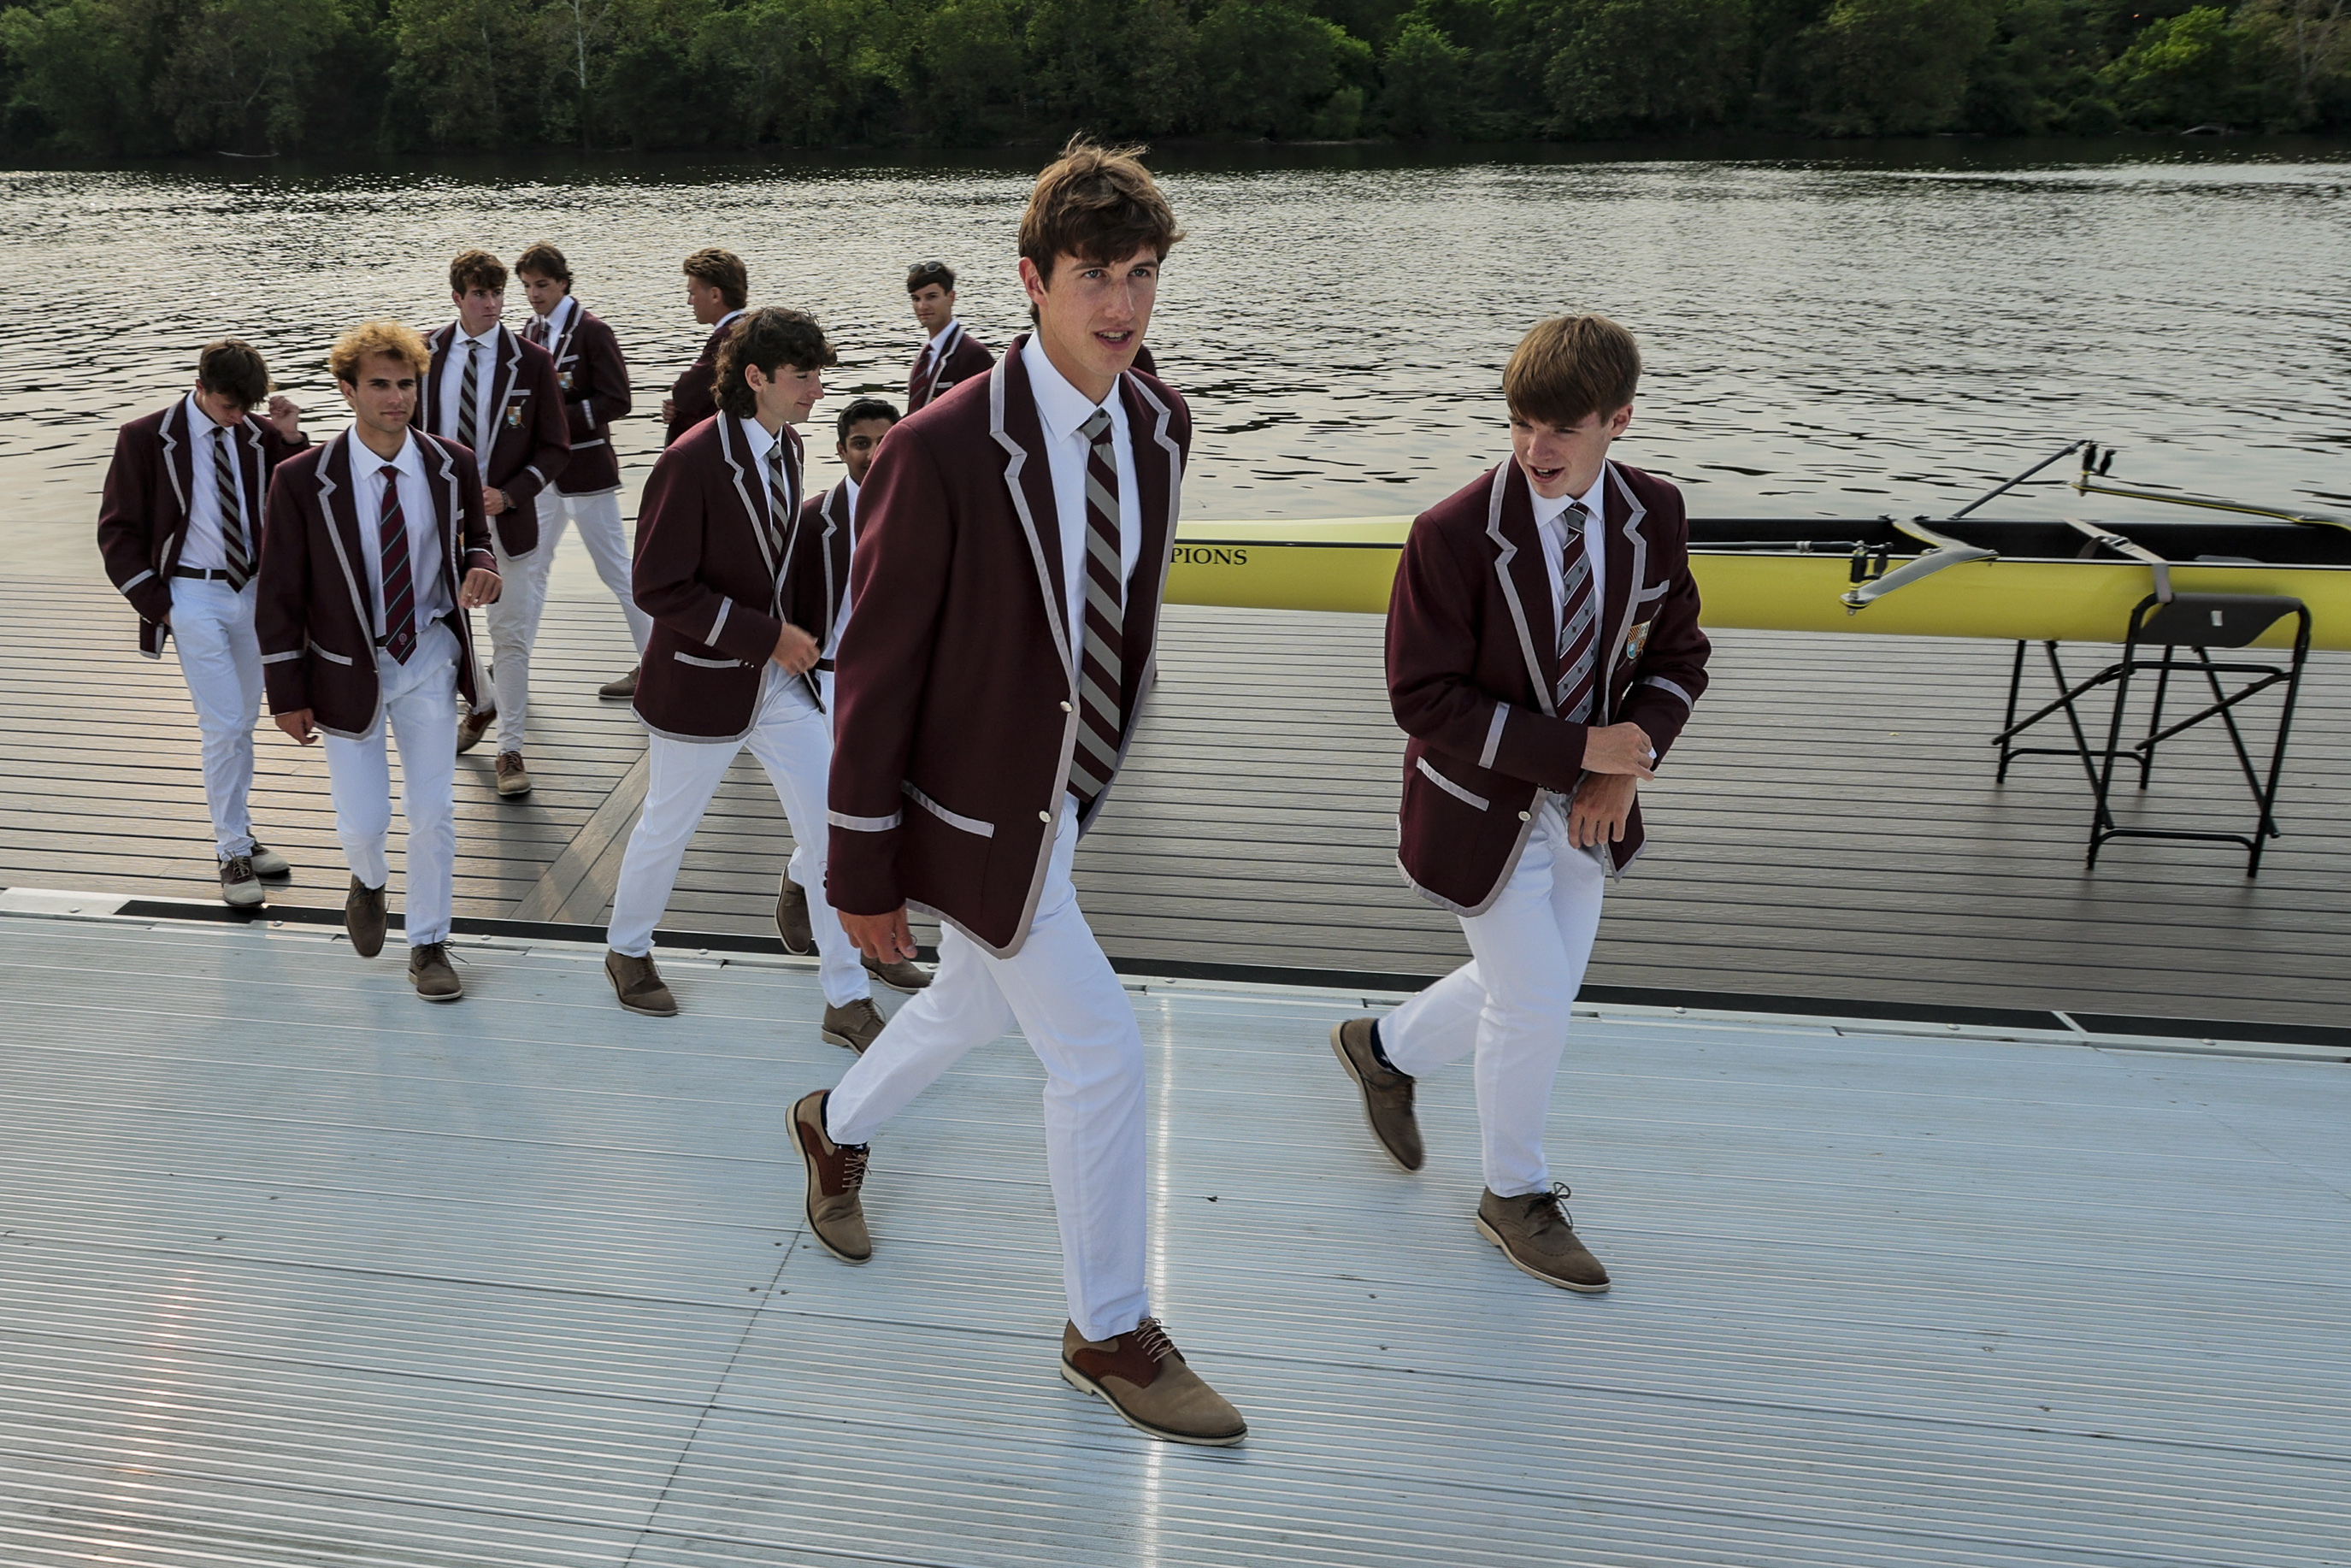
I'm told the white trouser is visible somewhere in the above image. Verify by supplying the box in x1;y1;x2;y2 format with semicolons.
321;620;461;946
168;578;262;858
826;799;1151;1343
484;521;553;755
606;664;867;1007
537;486;651;651
1381;800;1607;1198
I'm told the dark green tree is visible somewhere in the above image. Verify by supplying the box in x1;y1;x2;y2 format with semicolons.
1539;0;1753;134
1196;0;1374;136
1793;0;1998;133
1380;12;1469;134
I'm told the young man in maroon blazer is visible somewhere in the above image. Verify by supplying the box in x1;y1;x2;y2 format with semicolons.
661;248;747;447
516;242;648;702
904;260;993;413
97;339;308;906
599;309;887;1054
798;142;1246;1448
1330;315;1711;1294
773;395;927;998
257;321;503;1001
416;248;566;798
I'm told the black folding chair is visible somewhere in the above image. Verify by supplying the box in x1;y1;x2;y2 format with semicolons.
1992;592;2311;875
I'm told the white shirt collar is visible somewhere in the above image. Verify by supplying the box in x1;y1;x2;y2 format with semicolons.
457;321;501;351
1022;333;1123;446
1531;463;1610;536
737;415;779;463
537;295;577;336
842;472;861;509
183;393;239;445
926;320;960;356
351;427;426;479
715;308;745;333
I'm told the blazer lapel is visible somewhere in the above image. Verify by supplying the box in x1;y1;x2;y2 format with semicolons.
318;433;375;636
236;417;268;528
159;399;193;522
1483;461;1558;713
1117;368;1182;715
491;326;522;443
423;434;464;596
716;414;783;589
1597;461;1649;725
990;338;1073;675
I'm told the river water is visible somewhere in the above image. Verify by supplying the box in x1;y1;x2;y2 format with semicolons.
3;139;2345;566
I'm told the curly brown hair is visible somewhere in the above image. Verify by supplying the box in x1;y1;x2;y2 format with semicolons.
1019;137;1184;286
714;308;837;418
449;248;508;295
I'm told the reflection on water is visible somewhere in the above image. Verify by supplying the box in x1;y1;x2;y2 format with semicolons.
2;141;2345;539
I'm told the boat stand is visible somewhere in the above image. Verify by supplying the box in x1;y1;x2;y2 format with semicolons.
1992;592;2312;875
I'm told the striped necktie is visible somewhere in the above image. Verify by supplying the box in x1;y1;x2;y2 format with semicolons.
765;442;794;586
1553;500;1597;722
377;464;417;664
1067;407;1125;805
458;338;481;451
213;425;251;591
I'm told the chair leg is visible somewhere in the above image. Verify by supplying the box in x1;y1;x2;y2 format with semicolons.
2140;645;2175;790
1997;640;2028;782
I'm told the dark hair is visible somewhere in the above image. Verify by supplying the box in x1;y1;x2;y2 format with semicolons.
835;398;900;443
515;241;571;285
196;339;270;410
714;308;837;417
449;248;507;295
1504;315;1641;428
905;260;956;295
683;247;748;310
1019;136;1183;286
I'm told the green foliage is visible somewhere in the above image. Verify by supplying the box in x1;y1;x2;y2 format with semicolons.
0;0;2338;156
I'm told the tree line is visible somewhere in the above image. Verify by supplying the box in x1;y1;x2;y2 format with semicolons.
3;0;2346;159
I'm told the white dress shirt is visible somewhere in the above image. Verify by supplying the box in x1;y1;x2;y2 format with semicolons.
178;395;250;572
923;321;961;363
1530;463;1610;649
435;323;504;455
712;308;745;341
534;293;576;347
356;431;453;640
1022;333;1141;654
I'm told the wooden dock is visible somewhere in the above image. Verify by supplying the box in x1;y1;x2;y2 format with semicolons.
5;554;2346;1036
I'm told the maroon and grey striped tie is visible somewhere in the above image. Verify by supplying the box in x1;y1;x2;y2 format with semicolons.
377;464;417;664
1553;500;1597;721
1067;408;1125;805
213;426;251;591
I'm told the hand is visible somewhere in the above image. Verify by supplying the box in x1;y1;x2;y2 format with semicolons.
266;393;301;439
459;566;501;608
1581;721;1658;780
660;397;676;423
274;708;317;746
482;486;510;516
770;622;819;673
841;906;917;964
1568;772;1638;849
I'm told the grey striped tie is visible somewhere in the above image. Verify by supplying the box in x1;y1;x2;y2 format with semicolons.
1067;408;1125;805
766;445;794;565
1553;501;1597;721
458;338;481;451
213;426;251;591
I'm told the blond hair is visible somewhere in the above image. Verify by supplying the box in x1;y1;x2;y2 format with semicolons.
329;320;431;386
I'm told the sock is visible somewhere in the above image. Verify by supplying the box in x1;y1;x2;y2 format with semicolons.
1367;1017;1403;1074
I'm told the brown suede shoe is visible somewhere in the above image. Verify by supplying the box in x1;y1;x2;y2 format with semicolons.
792;1090;871;1262
408;941;463;1002
1330;1018;1423;1171
821;997;887;1054
1476;1186;1611;1294
495;751;532;798
219;855;264;909
862;952;932;993
1061;1319;1247;1447
604;950;677;1017
345;875;387;958
598;666;639;700
775;877;814;954
247;841;291;879
456;706;493;755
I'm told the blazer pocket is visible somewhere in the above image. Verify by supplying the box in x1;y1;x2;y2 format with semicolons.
903;781;995;838
307;638;356;668
1415;755;1490;811
673;651;744;669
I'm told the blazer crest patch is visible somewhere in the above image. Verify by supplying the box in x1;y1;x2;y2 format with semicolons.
1623;619;1653;662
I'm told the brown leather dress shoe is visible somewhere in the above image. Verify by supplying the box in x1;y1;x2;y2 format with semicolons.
792;1090;871;1262
821;997;887;1054
456;706;494;755
1061;1319;1247;1447
1330;1018;1423;1170
605;950;677;1017
495;751;532;798
219;855;264;909
345;875;388;958
861;951;931;993
1476;1186;1611;1294
408;941;463;1002
598;666;639;700
775;877;814;954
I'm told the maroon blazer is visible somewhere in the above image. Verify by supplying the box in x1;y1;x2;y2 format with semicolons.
828;337;1188;957
631;411;810;741
256;430;497;740
793;480;856;663
415;322;564;556
530;304;632;495
97;398;309;657
1388;458;1709;913
906;321;994;413
666;320;734;446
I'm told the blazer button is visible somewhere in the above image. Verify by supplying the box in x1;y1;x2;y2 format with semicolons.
1060;701;1073;712
1040;811;1051;823
1519;811;1532;821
